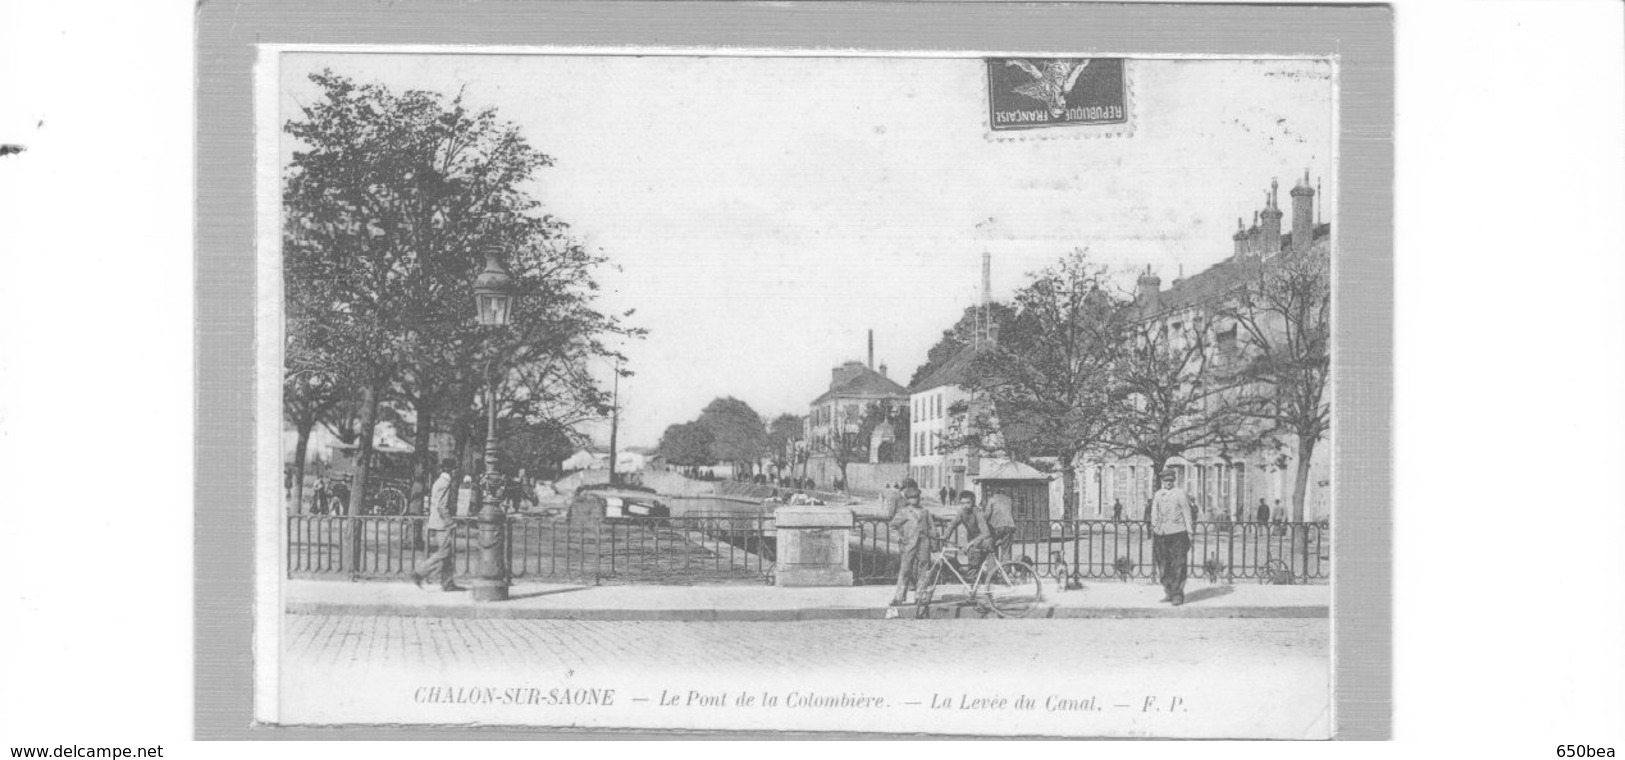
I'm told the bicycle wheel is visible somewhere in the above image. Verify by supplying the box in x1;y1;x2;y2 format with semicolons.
377;488;406;516
983;560;1044;618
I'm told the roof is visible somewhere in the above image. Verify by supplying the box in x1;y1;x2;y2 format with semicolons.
811;367;908;405
1150;224;1330;316
910;344;985;394
975;460;1051;481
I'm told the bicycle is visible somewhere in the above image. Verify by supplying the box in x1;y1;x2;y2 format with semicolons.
915;534;1045;619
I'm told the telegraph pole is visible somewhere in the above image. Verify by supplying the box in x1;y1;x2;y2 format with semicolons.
607;362;620;486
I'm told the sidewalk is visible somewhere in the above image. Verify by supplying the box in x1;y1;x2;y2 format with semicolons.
284;577;1328;621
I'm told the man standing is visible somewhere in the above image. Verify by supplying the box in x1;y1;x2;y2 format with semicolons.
889;486;933;606
410;457;466;592
983;492;1017;563
880;482;902;520
1112;499;1124;522
1256;497;1271;523
1149;469;1196;605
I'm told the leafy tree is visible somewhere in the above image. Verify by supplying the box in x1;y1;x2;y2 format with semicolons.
496;418;579;478
282;309;345;512
657;421;716;467
695;397;768;475
283;70;637;516
947;251;1126;518
1215;246;1330;521
908;302;1018;389
766;413;805;476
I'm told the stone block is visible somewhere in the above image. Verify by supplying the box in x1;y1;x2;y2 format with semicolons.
773;505;855;587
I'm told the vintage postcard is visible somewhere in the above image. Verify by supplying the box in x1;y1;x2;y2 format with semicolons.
255;47;1339;738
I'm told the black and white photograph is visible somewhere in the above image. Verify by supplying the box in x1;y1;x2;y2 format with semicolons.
259;49;1337;737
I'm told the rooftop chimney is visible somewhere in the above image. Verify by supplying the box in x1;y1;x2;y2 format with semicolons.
1136;265;1163;315
879;362;888;378
1260;179;1284;256
1290;168;1316;253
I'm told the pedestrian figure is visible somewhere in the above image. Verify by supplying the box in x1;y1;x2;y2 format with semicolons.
889;487;934;606
407;480;428;549
983;492;1017;561
938;486;949;505
880;482;902;520
1256;497;1271;523
945;491;993;573
1112;499;1124;521
1150;469;1196;606
410;458;466;592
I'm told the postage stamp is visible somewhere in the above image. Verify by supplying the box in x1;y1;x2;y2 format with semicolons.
986;57;1130;138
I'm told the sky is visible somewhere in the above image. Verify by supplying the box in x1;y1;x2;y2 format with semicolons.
277;51;1335;449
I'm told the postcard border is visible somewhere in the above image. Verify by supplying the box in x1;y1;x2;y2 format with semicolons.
197;0;1392;740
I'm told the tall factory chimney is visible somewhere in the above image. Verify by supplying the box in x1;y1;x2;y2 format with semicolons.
867;329;874;370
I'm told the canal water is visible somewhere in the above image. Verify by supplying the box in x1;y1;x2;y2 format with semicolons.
663;495;771;518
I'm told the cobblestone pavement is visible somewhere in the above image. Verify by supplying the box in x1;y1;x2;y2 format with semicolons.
285;614;1325;672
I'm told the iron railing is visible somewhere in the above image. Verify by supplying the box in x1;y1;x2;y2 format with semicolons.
287;513;776;585
288;513;1324;586
850;517;1327;584
1008;519;1328;583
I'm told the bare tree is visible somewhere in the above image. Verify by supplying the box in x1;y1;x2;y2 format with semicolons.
1106;317;1243;490
809;402;880;490
1216;247;1330;521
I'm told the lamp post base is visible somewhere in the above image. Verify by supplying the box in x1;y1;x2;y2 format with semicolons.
468;578;509;602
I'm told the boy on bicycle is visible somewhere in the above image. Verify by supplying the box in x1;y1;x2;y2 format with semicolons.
944;491;995;578
983;492;1017;561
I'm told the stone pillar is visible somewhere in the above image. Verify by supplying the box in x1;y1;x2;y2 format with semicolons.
773;504;855;587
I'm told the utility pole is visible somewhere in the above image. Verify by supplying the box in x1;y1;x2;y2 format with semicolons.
607;362;620;486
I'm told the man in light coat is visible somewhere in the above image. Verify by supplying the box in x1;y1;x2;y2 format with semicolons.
410;457;466;592
1149;469;1197;605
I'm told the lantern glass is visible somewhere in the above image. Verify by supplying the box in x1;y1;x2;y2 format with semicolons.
477;293;512;327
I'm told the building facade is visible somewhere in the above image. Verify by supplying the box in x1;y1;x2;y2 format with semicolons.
908;348;977;494
804;334;908;488
1079;171;1332;522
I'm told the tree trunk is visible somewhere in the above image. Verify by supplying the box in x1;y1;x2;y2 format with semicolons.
1292;436;1316;522
411;404;435;515
292;422;313;515
453;427;471;477
1060;454;1078;521
1148;457;1168;521
343;381;380;576
347;382;380;517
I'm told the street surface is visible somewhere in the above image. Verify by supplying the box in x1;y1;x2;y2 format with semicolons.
276;615;1330;737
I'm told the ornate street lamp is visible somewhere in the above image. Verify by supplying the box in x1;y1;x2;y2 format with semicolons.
470;245;516;602
473;248;516;327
